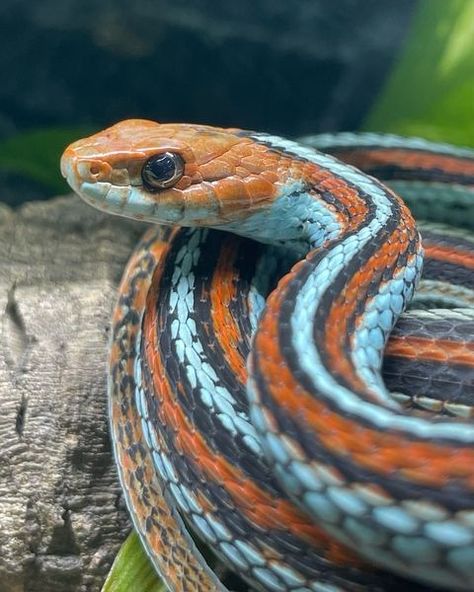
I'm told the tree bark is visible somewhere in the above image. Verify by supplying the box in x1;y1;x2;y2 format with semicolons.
0;196;144;592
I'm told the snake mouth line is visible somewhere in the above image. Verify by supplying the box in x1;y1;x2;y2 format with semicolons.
75;179;187;224
76;180;114;209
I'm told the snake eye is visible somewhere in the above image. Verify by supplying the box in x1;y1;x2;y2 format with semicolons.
142;152;184;191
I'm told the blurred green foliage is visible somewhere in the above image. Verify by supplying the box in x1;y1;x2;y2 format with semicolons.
101;532;165;592
365;0;474;146
0;127;93;195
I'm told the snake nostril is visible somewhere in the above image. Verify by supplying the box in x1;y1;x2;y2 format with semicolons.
77;159;109;181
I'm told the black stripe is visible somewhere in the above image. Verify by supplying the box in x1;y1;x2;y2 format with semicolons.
325;147;474;187
423;258;474;290
349;164;474;187
139;357;429;592
383;355;474;406
243;132;408;397
322;144;474;160
390;311;474;342
383;312;474;405
111;227;172;417
257;225;474;451
251;350;474;513
281;181;403;393
191;231;253;406
144;227;285;495
421;229;474;251
239;132;361;221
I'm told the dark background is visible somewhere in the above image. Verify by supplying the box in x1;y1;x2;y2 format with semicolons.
0;0;417;202
0;0;417;135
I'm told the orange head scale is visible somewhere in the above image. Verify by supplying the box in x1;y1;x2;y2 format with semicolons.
61;119;344;249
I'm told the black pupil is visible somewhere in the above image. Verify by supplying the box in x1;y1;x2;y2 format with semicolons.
149;154;176;182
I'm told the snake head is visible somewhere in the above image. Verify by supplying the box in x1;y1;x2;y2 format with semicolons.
60;119;286;226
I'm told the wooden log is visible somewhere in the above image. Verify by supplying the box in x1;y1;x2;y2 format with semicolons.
0;196;145;592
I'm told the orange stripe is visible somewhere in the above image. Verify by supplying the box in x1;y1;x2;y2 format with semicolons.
209;236;248;384
255;264;474;491
305;166;370;233
109;229;222;592
142;274;363;568
335;148;474;179
323;199;418;391
424;243;474;270
196;142;371;229
385;335;474;366
257;145;371;233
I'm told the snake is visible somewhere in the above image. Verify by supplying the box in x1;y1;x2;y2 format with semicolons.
60;120;474;592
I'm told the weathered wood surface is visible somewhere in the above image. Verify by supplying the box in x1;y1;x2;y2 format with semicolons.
0;196;145;592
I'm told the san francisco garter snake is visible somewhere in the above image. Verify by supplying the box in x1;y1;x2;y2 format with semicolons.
61;120;474;592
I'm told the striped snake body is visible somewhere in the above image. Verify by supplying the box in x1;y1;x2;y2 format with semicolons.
61;121;474;591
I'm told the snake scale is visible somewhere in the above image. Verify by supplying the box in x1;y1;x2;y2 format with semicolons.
61;120;474;592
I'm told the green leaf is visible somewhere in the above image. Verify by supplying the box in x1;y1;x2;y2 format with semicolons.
0;126;94;194
364;0;474;146
101;532;165;592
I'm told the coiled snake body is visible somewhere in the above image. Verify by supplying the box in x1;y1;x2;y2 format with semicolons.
61;121;474;592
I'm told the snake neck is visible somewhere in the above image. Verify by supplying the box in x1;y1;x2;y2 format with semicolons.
236;133;424;405
214;178;341;256
212;132;418;260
